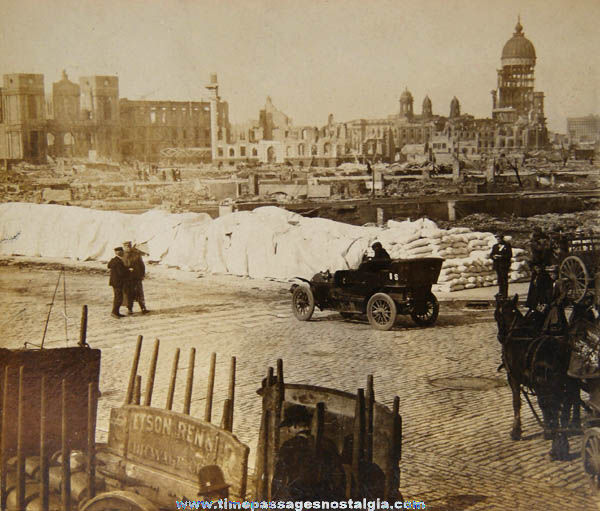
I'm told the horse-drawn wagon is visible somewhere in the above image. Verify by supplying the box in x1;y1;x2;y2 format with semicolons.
559;232;600;305
291;257;444;330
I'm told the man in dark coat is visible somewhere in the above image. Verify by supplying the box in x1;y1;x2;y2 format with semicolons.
108;247;128;318
526;227;553;310
490;232;512;298
372;242;391;261
123;241;148;314
271;405;345;502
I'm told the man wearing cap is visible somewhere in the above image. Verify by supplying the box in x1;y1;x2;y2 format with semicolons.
123;241;148;315
271;404;345;501
107;247;128;318
490;232;512;298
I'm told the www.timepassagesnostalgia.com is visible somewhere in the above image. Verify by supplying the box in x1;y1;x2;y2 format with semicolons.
175;499;426;510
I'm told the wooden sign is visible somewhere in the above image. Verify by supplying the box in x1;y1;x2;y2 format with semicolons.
107;405;248;499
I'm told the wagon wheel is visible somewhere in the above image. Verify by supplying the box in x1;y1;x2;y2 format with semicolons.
583;427;600;494
367;293;397;331
80;491;160;511
410;292;439;327
560;256;589;303
292;285;315;321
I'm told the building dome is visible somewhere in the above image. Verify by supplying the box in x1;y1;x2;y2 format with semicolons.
501;20;536;62
400;88;413;102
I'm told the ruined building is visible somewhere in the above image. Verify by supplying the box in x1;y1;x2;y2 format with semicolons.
0;74;47;162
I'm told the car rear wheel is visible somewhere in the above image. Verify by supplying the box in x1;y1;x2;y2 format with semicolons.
292;286;315;321
410;292;439;326
367;293;397;331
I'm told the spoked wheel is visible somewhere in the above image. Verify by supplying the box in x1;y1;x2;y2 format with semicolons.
410;292;439;327
367;293;397;331
583;427;600;495
560;256;589;303
292;285;315;321
80;491;160;511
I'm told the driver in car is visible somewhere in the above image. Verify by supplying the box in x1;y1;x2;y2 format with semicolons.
361;241;391;270
372;242;391;260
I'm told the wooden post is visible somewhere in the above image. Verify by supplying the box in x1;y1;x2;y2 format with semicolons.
220;399;232;431
78;305;88;347
62;379;71;511
125;335;143;404
1;367;9;511
183;348;195;415
385;395;401;500
40;376;49;511
256;408;269;500
352;388;366;498
227;357;236;430
204;353;216;422
166;348;180;411
16;367;25;511
134;375;142;405
366;375;374;464
393;396;402;462
273;359;284;461
87;382;97;501
143;339;160;407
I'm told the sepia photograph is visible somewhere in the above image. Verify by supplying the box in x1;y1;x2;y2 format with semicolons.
0;0;599;509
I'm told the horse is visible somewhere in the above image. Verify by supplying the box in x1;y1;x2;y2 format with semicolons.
494;294;582;460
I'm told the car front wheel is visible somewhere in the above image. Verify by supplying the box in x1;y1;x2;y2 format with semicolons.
366;293;397;331
292;286;315;321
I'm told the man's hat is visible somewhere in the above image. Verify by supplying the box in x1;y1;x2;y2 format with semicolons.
114;246;124;252
280;404;313;428
371;242;382;250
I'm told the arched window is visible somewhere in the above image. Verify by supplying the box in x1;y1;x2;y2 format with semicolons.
286;146;292;157
311;145;317;156
229;147;235;157
298;144;305;156
323;143;331;155
252;148;258;157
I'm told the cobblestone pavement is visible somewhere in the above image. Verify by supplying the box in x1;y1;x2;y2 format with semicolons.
0;261;597;510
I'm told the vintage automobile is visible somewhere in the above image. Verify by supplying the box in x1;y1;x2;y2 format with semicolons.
290;257;444;330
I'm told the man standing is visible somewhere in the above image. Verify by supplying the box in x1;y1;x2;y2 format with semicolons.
526;227;552;310
123;241;149;314
490;232;512;298
108;247;128;318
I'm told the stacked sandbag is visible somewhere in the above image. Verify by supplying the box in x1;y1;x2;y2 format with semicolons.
0;202;530;291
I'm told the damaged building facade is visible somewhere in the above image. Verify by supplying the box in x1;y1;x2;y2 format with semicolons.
1;72;229;164
0;20;550;166
211;19;551;168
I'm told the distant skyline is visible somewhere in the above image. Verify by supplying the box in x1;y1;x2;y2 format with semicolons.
1;0;598;133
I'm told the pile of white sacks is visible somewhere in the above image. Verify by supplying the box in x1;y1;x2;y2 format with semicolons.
0;203;529;291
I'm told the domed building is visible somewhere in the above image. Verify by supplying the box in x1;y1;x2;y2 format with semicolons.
491;18;548;149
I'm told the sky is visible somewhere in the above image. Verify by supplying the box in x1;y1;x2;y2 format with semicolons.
1;0;598;132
